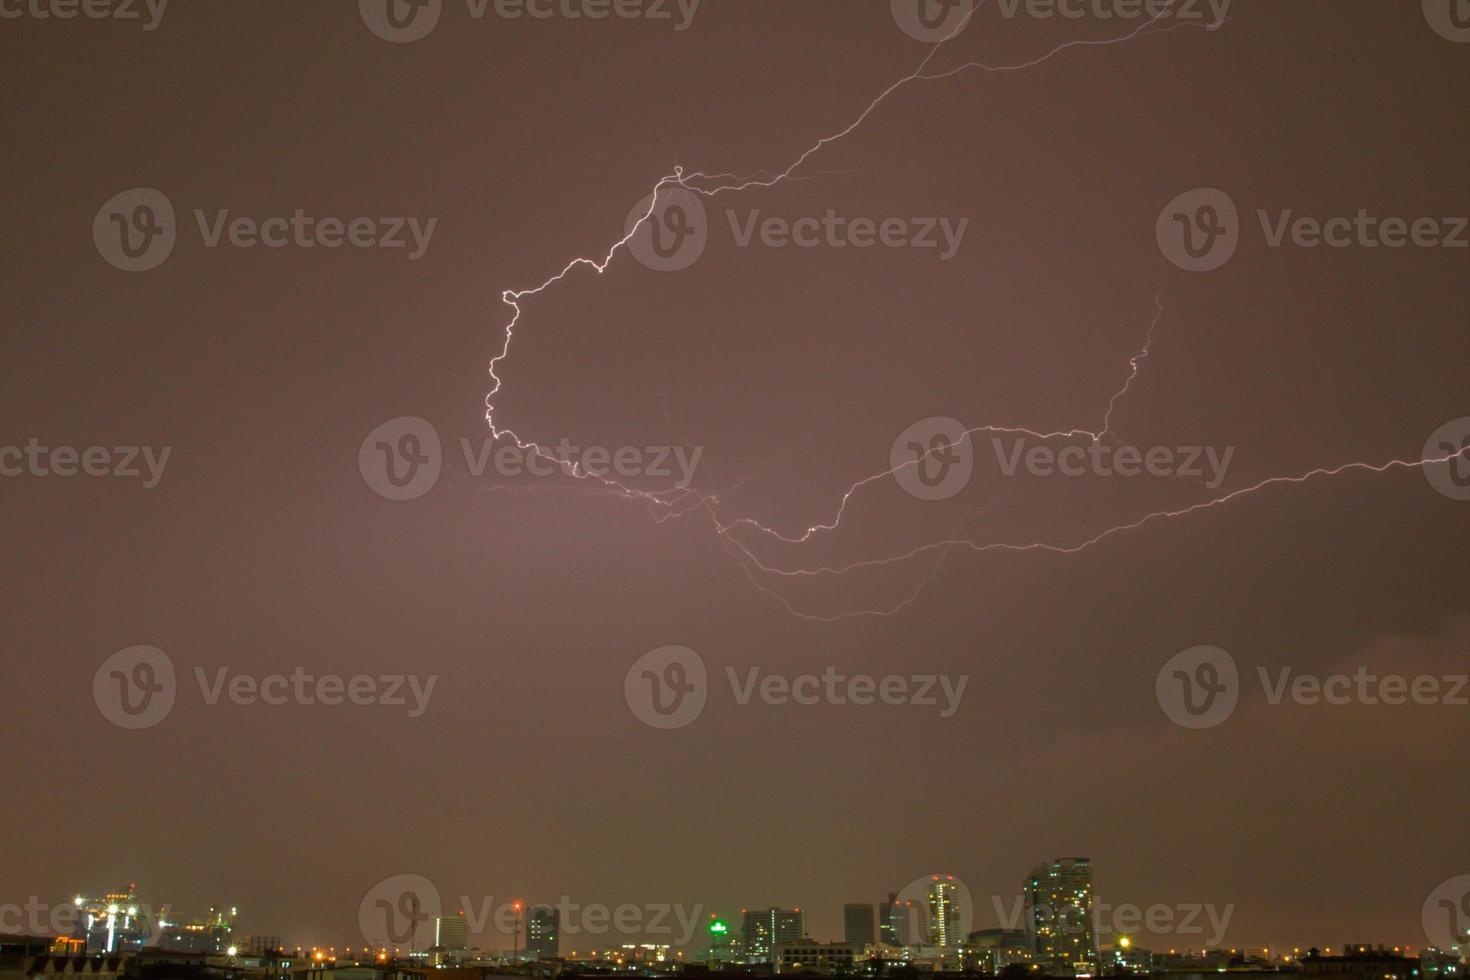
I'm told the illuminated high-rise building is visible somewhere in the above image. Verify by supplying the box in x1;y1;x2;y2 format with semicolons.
527;906;559;960
435;912;468;951
741;908;805;963
1025;858;1097;977
925;876;962;948
773;909;805;944
741;909;770;962
843;904;876;945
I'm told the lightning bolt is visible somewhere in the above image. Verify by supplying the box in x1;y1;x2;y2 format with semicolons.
481;2;1466;620
721;450;1470;622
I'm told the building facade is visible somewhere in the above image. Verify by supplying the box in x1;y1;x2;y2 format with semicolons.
771;941;861;974
879;894;898;948
526;906;558;960
742;908;806;963
1026;858;1098;976
843;905;876;946
433;914;467;952
924;877;962;948
964;929;1034;973
158;907;237;955
885;898;917;947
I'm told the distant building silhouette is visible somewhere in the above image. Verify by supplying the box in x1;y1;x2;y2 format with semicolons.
843;904;875;945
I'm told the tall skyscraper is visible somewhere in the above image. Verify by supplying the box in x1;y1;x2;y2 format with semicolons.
741;909;769;963
879;892;898;946
885;896;918;946
1026;858;1098;976
527;905;559;959
741;908;806;962
434;913;467;951
741;909;770;962
925;876;962;948
843;904;876;945
773;909;806;945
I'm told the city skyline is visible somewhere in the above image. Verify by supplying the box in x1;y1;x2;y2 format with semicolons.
17;865;1467;961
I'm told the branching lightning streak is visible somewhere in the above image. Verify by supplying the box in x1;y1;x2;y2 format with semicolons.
1099;286;1164;443
483;4;1465;620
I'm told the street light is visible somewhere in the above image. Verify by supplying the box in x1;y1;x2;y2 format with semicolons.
513;902;523;962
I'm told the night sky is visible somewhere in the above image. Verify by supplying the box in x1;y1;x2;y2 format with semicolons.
3;0;1468;957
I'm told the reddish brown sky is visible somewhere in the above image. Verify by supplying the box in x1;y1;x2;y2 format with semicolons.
2;0;1468;956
